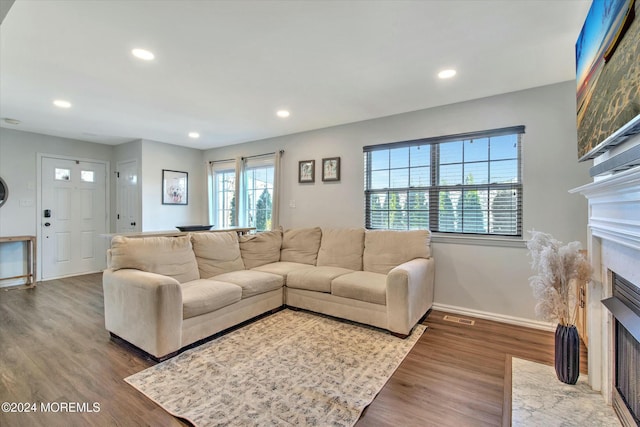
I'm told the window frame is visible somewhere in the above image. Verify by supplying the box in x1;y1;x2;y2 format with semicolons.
364;126;524;238
212;167;237;229
242;159;275;232
209;154;277;232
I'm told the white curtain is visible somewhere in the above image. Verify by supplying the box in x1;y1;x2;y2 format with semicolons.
234;156;243;227
271;150;283;230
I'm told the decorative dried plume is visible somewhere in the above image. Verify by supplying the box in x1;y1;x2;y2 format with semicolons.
526;231;592;326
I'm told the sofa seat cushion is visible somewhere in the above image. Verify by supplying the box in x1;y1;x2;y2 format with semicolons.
331;271;387;305
180;279;242;319
287;266;353;293
251;262;315;282
213;270;283;299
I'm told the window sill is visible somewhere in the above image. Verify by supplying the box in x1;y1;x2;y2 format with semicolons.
431;233;527;248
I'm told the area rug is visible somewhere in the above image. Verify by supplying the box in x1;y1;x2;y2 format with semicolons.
125;309;426;426
509;357;620;426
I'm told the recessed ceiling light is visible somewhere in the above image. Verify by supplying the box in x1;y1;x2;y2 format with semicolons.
132;48;155;61
53;99;72;108
276;110;290;118
438;69;457;79
188;132;200;139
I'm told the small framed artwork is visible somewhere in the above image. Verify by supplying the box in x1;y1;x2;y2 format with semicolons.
298;160;315;183
162;169;188;205
322;157;340;182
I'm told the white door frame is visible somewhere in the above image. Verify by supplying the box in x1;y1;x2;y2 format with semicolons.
37;153;110;281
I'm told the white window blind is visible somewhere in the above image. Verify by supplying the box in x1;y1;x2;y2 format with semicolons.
364;126;524;237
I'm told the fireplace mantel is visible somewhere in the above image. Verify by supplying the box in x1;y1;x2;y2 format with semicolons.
570;166;640;252
571;165;640;406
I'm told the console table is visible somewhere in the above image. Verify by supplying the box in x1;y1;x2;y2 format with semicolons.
0;235;37;288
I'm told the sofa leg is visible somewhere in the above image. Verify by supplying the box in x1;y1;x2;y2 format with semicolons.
109;332;178;362
390;331;409;339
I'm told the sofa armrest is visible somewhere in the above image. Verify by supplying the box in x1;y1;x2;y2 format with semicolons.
103;268;183;358
386;257;435;335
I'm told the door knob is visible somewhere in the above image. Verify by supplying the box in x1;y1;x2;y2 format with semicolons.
44;222;51;227
130;222;136;226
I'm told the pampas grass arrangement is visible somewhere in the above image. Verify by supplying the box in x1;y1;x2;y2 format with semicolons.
526;231;592;326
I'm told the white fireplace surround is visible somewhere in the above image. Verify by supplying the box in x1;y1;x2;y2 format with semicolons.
571;165;640;404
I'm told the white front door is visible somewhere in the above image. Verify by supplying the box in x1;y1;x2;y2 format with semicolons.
41;157;107;279
116;160;139;233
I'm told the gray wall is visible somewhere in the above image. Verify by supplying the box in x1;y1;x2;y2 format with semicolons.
139;139;207;231
204;81;591;321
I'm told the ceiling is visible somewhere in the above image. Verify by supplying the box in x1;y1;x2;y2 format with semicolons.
0;0;591;150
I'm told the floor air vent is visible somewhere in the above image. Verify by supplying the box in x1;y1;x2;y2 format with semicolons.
443;315;475;326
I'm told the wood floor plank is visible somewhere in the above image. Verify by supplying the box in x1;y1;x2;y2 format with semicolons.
0;273;587;426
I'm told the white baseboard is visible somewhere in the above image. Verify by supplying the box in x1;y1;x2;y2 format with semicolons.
431;303;556;332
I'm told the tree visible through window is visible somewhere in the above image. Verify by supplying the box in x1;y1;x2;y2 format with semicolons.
364;126;523;236
245;165;274;232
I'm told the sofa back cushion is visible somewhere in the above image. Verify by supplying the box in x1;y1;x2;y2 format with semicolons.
280;227;322;265
363;230;431;274
316;228;365;270
239;230;282;269
191;232;245;278
109;235;199;283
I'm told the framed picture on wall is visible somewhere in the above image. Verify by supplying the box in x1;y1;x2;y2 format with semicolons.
162;169;188;205
298;160;315;183
322;157;340;182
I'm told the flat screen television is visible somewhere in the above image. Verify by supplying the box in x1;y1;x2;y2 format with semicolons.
576;0;640;161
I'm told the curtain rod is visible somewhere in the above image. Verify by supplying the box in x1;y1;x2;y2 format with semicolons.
209;150;284;165
209;158;234;165
241;149;284;161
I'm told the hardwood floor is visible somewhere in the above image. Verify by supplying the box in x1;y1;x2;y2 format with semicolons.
0;273;587;427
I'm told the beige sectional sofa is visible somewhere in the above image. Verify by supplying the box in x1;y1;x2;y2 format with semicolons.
103;227;435;359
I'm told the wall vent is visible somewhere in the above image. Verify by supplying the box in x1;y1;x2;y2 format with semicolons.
443;315;475;326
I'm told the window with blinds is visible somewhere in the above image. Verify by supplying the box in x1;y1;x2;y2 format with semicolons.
364;126;524;237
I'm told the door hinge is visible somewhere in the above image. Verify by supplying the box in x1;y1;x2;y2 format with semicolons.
117;172;120;178
117;214;120;219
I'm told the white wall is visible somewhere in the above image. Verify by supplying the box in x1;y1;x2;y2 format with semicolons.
204;81;591;322
0;128;113;284
140;139;207;231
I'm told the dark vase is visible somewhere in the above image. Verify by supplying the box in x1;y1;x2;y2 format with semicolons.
554;324;580;384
